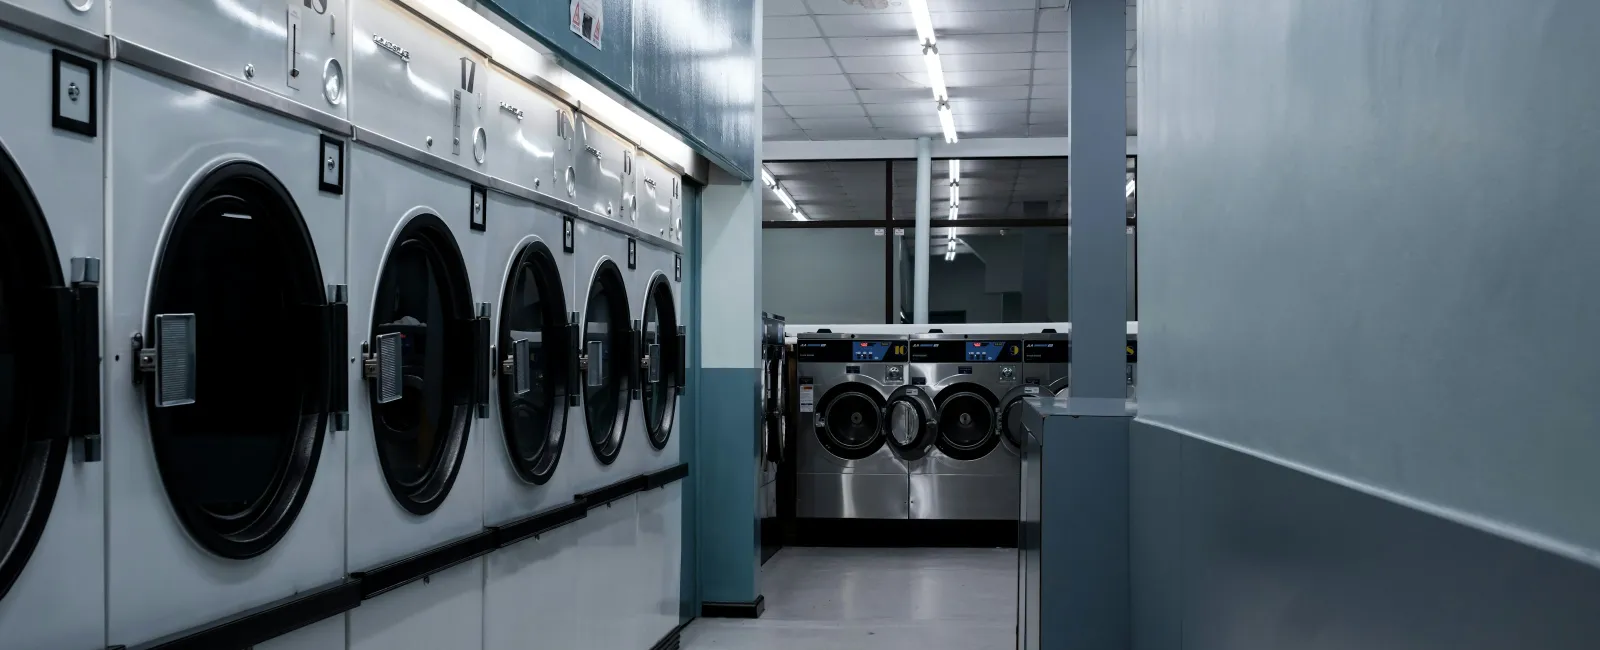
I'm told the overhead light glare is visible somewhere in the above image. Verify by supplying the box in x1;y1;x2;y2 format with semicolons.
937;102;958;144
762;167;777;188
774;186;796;212
949;204;958;221
792;208;808;221
922;43;948;101
1125;178;1136;198
950;159;960;184
907;0;936;47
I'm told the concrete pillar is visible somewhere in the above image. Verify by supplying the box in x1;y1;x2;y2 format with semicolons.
912;137;932;324
1021;201;1052;322
1069;0;1129;400
693;0;762;614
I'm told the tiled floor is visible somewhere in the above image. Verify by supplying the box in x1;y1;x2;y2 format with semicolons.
681;547;1017;650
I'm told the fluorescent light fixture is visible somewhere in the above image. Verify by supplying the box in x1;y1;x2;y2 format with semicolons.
907;0;936;47
1125;178;1136;198
922;43;948;101
949;204;958;221
762;167;777;188
792;208;809;221
774;186;796;212
949;181;959;208
937;102;958;144
950;159;960;184
945;250;956;262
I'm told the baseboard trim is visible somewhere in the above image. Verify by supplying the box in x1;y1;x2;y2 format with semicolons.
701;595;766;619
649;619;690;650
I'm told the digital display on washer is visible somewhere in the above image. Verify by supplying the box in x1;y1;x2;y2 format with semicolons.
797;339;908;363
910;340;1023;363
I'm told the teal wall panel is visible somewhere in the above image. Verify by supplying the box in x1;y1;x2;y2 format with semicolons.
694;367;761;606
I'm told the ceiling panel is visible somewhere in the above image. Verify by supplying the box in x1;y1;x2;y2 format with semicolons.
761;1;1137;142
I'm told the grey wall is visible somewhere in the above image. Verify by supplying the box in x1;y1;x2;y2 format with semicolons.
1140;0;1600;556
762;228;883;324
475;0;756;177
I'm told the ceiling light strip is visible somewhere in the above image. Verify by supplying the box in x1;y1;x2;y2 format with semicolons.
761;165;807;221
908;0;957;144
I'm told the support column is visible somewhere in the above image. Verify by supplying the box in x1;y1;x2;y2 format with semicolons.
912;136;932;324
1069;0;1129;400
694;0;763;616
1021;201;1052;323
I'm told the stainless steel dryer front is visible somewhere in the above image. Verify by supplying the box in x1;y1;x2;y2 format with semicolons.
906;334;1024;522
795;333;935;520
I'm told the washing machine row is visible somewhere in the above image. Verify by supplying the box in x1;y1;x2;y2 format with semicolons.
0;1;690;648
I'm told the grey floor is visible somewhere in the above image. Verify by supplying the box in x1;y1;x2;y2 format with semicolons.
681;547;1017;650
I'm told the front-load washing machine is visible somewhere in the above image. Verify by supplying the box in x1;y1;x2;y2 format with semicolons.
759;313;786;562
795;333;935;520
1009;331;1069;452
103;4;351;645
345;3;489;649
0;10;106;648
628;149;687;646
906;334;1024;522
479;60;587;650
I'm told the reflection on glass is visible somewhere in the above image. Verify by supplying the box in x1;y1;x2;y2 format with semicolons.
502;259;556;467
938;392;994;450
0;277;16;504
584;263;629;459
824;392;880;449
373;240;449;487
641;279;677;443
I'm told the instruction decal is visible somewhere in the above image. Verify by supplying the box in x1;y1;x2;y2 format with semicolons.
798;384;815;413
570;0;603;50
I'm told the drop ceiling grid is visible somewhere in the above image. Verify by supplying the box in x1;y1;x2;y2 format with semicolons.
763;0;1135;141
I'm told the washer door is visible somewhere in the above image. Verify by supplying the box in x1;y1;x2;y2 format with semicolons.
933;383;1001;461
813;383;886;461
143;162;338;558
497;241;569;485
999;384;1042;452
0;147;96;597
367;214;477;516
763;345;787;464
640;273;680;449
884;385;938;461
581;260;632;465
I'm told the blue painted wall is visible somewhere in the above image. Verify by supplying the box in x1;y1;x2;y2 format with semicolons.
480;0;756;177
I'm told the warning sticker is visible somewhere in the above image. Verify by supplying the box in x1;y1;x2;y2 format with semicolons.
570;0;603;50
798;384;815;413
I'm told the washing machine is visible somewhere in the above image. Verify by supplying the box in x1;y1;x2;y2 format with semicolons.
758;313;785;560
345;2;489;649
0;7;105;649
1020;328;1136;403
628;149;688;646
478;59;589;650
1011;330;1068;450
795;333;934;520
102;3;351;646
906;333;1024;522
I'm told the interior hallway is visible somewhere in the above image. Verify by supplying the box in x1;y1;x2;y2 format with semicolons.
681;547;1016;650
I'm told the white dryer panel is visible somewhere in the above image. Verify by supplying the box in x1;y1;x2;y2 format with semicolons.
4;0;104;35
637;482;685;644
348;558;484;650
574;115;632;222
634;153;682;244
110;0;348;118
349;1;486;169
564;220;639;492
482;64;565;197
570;492;643;649
483;517;582;650
104;64;348;646
0;27;105;650
481;192;576;526
345;144;488;572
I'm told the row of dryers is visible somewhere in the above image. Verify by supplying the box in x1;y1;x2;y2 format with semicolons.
793;330;1128;523
1;2;687;649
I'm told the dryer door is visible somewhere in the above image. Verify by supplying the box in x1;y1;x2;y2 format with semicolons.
812;382;887;461
640;273;679;449
884;385;938;461
0;148;95;598
497;241;569;485
140;162;339;558
932;383;1001;461
580;259;632;465
999;383;1042;452
366;214;479;516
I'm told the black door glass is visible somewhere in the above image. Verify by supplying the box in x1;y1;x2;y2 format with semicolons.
583;261;629;464
498;243;565;484
824;392;881;449
0;278;16;506
938;392;996;450
641;276;677;448
370;215;474;514
1002;398;1027;448
147;163;330;559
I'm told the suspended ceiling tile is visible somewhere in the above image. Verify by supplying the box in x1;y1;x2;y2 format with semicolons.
765;15;823;39
848;73;927;90
838;55;921;74
764;74;856;92
765;57;843;76
856;87;935;103
781;103;869;118
936;69;1035;87
862;101;931;117
1038;8;1068;32
1034;51;1070;68
763;91;781;106
827;35;919;57
1035;32;1068;52
803;0;908;14
943;52;1036;72
795;116;875;130
1028;110;1070;124
1030;84;1069;99
1029;98;1069;111
764;131;814;141
814;12;913;38
934;10;1035;35
770;89;862;105
937;33;1038;55
950;85;1032;101
1029;122;1071;137
1032;67;1070;84
952;99;1032;114
765;38;834;58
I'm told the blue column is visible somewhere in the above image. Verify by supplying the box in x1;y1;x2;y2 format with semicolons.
1069;0;1130;400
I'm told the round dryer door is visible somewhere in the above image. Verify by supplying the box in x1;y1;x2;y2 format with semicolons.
812;383;886;461
933;383;1001;461
999;384;1042;451
497;241;569;485
367;214;477;516
884;385;938;461
581;260;632;465
0;148;92;597
766;345;787;464
143;163;339;558
640;273;681;449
